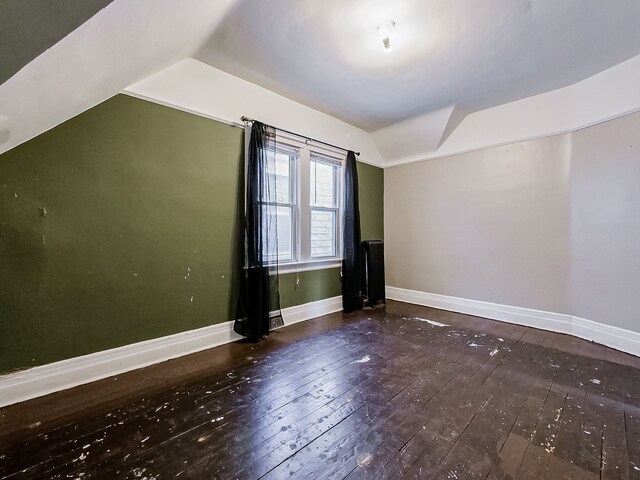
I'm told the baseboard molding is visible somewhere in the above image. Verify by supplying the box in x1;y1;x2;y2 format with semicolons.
386;286;640;357
0;296;342;408
571;316;640;358
386;286;573;334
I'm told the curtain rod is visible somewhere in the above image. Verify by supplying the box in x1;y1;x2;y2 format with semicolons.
241;116;360;157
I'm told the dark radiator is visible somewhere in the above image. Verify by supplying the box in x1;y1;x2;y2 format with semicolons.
361;240;386;307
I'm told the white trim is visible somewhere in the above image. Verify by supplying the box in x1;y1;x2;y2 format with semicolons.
0;296;342;408
275;260;342;275
278;295;342;326
386;286;640;357
571;316;640;358
121;89;384;169
122;90;245;129
386;287;572;334
128;84;640;171
383;107;640;168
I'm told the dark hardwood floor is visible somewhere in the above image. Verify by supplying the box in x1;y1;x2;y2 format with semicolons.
1;300;640;479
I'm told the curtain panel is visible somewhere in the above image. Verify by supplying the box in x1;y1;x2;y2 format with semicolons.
342;150;363;312
234;121;283;340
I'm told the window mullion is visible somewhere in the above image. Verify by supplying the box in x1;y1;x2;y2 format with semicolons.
309;206;338;213
337;161;344;259
299;148;311;263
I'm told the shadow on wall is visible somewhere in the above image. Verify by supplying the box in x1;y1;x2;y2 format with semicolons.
227;133;245;328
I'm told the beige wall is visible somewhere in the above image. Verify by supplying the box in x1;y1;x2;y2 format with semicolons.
385;110;640;333
385;135;572;314
571;111;640;331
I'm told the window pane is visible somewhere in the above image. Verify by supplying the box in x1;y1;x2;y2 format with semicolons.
310;160;336;208
311;209;336;257
264;150;293;204
262;205;294;261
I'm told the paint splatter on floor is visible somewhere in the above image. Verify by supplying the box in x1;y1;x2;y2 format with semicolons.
414;317;449;327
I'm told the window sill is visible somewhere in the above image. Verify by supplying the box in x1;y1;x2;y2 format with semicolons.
271;259;342;275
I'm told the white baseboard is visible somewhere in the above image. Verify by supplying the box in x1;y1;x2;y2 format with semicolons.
386;287;573;334
571;316;640;357
0;296;342;408
386;286;640;357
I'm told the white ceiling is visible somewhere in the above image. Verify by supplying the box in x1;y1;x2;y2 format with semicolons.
0;0;236;155
2;0;640;164
197;0;640;131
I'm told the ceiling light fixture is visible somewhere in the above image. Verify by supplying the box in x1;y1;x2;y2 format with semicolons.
377;21;395;53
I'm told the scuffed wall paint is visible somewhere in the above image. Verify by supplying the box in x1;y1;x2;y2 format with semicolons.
0;95;246;372
0;94;384;373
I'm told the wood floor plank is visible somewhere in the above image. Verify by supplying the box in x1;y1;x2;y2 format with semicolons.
3;336;375;478
0;329;360;472
373;427;440;480
1;301;639;480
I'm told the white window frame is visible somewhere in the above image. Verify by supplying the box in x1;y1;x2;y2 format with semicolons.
308;154;341;260
261;144;299;264
265;136;344;274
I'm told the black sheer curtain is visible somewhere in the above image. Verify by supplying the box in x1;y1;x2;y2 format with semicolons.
342;150;363;312
234;121;283;340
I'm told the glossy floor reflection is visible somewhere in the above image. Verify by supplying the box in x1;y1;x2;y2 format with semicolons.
1;301;640;479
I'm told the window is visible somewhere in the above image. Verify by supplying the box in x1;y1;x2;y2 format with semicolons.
310;155;339;258
261;140;343;270
262;146;297;262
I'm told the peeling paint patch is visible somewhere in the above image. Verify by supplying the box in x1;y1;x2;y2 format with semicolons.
132;467;147;478
357;454;372;467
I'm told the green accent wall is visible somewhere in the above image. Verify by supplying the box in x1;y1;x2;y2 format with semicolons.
279;268;341;307
0;94;383;373
357;161;384;241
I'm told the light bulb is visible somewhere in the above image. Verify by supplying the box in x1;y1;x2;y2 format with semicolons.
377;21;395;53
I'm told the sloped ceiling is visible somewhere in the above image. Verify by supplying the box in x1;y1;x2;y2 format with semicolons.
197;0;640;130
0;0;115;85
2;0;640;164
0;0;237;155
